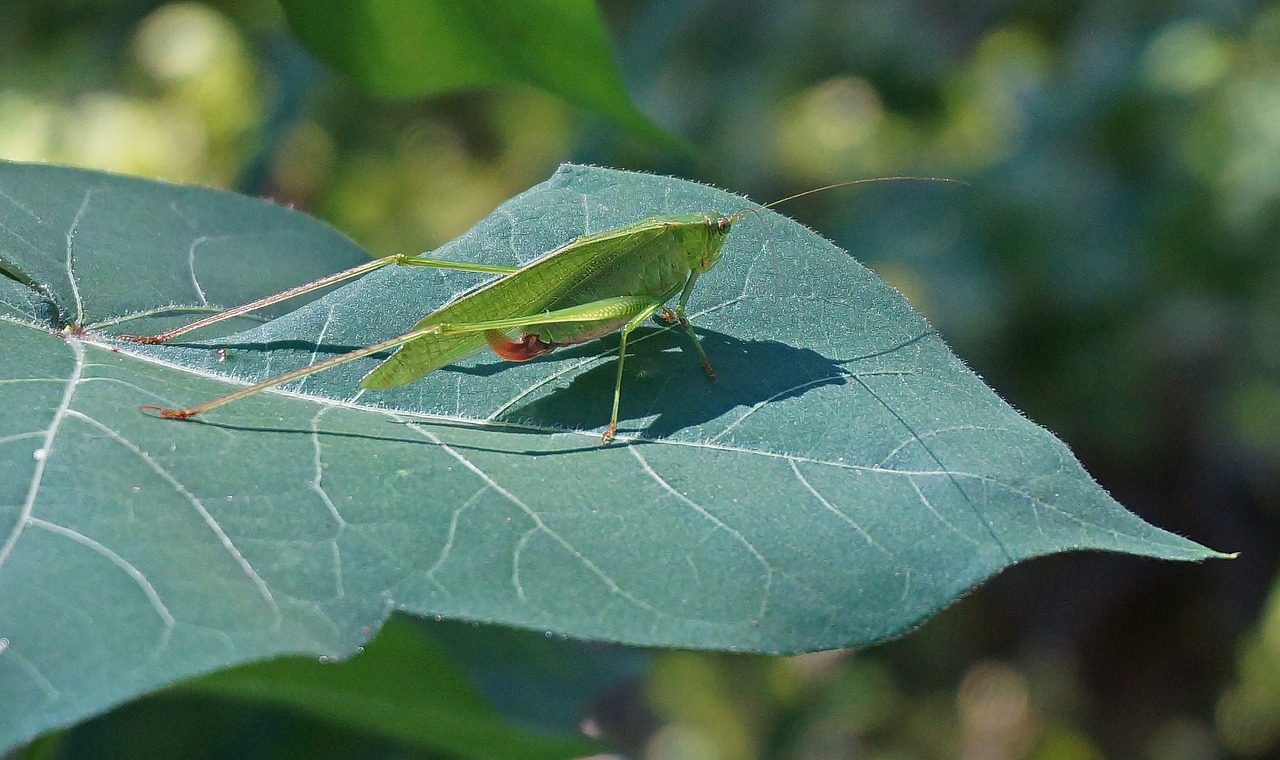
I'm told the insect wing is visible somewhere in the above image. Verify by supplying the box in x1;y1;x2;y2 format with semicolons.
359;218;678;389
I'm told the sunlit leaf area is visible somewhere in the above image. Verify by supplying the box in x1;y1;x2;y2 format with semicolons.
2;1;1277;759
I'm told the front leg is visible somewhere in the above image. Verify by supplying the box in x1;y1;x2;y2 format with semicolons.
603;300;669;444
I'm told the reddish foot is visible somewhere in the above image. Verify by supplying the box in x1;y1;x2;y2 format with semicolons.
139;405;195;419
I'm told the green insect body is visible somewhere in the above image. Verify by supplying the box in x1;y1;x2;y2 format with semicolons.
128;210;738;443
363;213;732;391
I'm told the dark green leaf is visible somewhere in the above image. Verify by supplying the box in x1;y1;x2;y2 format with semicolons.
278;0;678;147
181;615;600;759
0;161;1224;753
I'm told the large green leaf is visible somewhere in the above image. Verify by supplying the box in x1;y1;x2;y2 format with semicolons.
0;161;1221;752
277;0;677;147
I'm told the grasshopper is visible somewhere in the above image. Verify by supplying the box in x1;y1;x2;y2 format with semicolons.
125;178;940;442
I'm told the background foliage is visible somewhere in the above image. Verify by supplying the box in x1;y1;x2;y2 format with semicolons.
0;0;1275;758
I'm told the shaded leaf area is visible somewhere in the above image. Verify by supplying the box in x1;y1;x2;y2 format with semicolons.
278;0;677;148
0;161;1218;752
40;616;599;760
182;616;601;760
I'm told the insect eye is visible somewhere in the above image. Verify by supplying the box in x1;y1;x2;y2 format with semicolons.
716;216;731;232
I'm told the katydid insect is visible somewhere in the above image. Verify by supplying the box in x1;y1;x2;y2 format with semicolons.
124;177;949;443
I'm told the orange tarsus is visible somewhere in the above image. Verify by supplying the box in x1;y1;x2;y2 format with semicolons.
485;332;559;362
139;405;193;419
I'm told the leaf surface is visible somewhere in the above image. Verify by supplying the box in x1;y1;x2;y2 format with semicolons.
0;162;1221;752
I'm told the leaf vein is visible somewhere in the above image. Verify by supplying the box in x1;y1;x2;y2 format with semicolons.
0;337;84;570
186;235;210;306
67;409;284;629
628;446;773;620
789;459;892;557
28;516;176;650
409;424;663;616
309;405;349;600
64;189;91;326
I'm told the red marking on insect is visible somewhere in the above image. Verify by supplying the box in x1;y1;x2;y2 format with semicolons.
485;332;560;362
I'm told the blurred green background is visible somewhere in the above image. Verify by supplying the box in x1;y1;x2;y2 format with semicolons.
2;0;1277;758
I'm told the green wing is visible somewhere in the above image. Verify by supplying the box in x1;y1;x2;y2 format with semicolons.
360;217;680;389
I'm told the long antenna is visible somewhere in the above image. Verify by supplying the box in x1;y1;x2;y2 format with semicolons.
761;176;965;210
732;176;967;220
